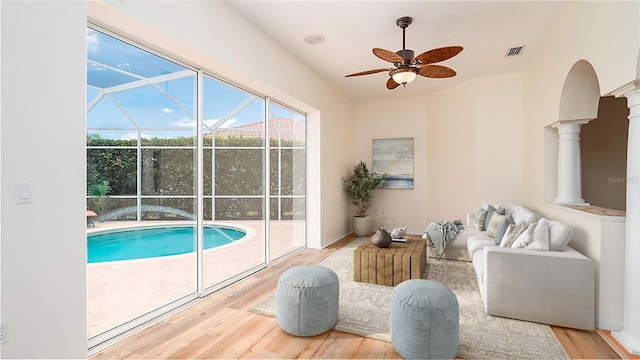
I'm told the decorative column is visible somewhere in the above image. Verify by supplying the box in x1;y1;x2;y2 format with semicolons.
551;119;592;205
611;80;640;355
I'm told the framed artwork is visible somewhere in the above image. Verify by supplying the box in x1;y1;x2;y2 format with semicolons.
373;137;414;189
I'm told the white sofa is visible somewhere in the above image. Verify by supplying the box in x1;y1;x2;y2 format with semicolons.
447;203;595;330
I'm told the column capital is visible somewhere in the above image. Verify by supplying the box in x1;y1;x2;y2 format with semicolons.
550;119;593;129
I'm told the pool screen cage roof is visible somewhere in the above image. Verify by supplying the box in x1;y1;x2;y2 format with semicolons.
86;28;275;139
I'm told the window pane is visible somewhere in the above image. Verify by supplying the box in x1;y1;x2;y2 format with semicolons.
203;74;266;290
214;149;264;196
141;149;195;196
87;27;197;341
87;148;137;196
268;102;305;262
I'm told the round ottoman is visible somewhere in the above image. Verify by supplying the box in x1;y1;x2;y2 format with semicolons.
391;279;459;359
276;265;339;336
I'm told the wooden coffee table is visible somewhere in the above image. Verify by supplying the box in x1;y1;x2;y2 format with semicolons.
353;235;427;286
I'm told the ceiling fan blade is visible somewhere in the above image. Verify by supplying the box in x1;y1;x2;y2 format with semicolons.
373;48;403;63
418;64;457;78
414;46;463;65
345;68;391;77
386;77;400;90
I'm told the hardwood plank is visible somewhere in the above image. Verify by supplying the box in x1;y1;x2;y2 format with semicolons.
552;326;622;359
91;233;623;360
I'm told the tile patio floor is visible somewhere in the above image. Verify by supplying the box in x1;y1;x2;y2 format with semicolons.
87;219;305;338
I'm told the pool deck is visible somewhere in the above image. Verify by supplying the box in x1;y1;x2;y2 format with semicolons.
87;219;304;338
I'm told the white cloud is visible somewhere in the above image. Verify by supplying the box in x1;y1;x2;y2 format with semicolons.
88;63;106;72
170;118;197;128
87;33;100;54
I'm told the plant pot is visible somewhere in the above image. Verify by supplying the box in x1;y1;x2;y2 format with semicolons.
352;216;372;237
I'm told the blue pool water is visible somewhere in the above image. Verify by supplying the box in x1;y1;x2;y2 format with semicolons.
88;226;246;263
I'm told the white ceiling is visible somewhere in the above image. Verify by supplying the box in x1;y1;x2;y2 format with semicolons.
225;1;568;103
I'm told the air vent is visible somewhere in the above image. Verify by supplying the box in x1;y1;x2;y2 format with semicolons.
505;46;525;57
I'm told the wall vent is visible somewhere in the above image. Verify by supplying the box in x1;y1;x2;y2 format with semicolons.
505;46;525;57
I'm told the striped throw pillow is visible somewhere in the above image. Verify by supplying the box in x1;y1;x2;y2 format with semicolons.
474;209;488;231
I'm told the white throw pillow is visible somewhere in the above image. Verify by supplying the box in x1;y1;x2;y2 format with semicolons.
511;223;536;249
500;222;528;248
511;218;550;251
548;220;573;251
525;218;550;251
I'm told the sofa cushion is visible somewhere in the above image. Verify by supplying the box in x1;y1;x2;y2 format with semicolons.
509;205;539;225
467;236;494;260
548;220;573;251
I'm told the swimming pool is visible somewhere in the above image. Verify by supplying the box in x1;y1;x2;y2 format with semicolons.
87;225;246;263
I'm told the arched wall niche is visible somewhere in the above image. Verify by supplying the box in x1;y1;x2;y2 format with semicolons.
559;59;601;121
547;59;630;209
545;59;602;204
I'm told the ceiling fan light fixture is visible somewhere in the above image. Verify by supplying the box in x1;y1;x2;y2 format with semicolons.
391;68;417;85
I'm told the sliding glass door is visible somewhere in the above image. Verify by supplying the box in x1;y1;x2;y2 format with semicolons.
268;103;306;261
86;25;306;346
201;76;267;289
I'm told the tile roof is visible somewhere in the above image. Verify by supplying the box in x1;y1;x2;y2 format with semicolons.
205;117;305;142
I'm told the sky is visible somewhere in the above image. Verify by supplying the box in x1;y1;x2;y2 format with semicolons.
86;28;304;140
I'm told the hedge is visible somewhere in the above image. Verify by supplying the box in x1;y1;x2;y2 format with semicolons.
87;135;305;220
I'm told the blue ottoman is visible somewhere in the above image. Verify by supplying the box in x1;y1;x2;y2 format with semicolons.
276;265;339;336
391;279;459;359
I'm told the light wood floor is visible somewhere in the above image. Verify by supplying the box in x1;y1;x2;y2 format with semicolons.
91;234;627;359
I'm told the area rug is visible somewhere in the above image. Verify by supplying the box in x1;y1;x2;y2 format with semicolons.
249;237;569;359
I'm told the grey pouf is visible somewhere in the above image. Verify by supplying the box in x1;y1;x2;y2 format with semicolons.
276;265;339;336
391;279;459;359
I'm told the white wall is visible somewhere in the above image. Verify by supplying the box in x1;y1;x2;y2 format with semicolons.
90;1;356;248
352;72;525;231
354;96;428;234
1;1;88;358
426;73;525;221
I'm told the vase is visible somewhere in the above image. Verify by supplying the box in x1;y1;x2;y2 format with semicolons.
353;216;372;237
371;228;393;248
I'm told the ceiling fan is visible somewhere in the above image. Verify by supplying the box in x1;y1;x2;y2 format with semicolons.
345;16;463;90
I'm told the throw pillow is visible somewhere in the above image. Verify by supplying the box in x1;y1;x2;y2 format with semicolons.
486;213;509;237
475;209;488;231
500;222;528;247
548;220;573;251
511;222;537;249
484;204;506;230
490;215;515;244
511;218;550;251
525;218;550;251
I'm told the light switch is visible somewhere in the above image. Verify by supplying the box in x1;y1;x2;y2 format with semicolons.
15;182;32;204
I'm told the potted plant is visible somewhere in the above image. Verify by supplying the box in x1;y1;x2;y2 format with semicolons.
343;161;387;236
